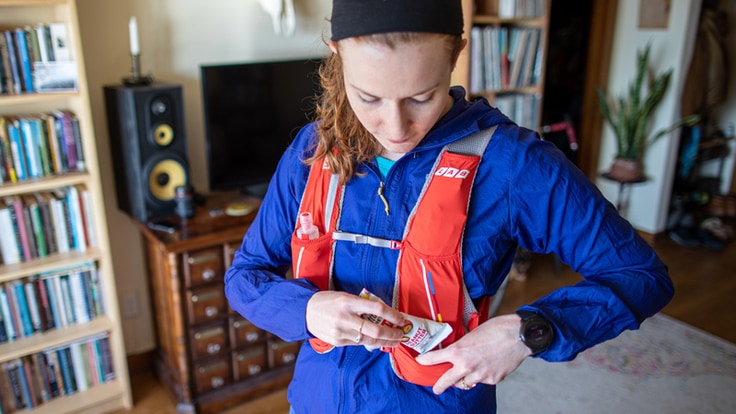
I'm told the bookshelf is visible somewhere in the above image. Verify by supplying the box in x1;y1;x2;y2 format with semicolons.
453;0;551;131
0;0;132;413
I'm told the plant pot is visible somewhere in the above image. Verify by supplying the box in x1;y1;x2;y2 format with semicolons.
607;158;645;182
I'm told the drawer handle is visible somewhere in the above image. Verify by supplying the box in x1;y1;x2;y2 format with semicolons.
211;376;225;388
205;306;218;318
192;291;221;302
207;343;221;355
202;269;216;281
198;360;228;373
248;364;262;375
194;327;225;339
188;252;219;265
233;319;252;329
282;353;296;364
245;332;260;342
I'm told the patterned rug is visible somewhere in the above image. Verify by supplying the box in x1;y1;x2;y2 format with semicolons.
497;313;736;414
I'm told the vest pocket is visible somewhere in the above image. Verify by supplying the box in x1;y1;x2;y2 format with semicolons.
290;232;333;291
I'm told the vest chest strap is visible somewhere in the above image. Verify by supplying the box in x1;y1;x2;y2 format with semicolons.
332;231;403;250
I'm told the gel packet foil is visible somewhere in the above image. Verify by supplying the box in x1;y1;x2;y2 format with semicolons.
359;288;452;354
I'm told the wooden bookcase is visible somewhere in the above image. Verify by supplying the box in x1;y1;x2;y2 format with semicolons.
453;0;551;131
0;0;132;413
134;193;298;414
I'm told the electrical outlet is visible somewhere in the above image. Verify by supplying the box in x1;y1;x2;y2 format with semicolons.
122;292;140;318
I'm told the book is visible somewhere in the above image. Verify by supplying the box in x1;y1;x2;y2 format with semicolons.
6;118;27;181
0;198;22;265
2;195;26;262
20;357;39;408
76;184;96;247
65;185;87;251
5;360;27;409
29;353;51;403
23;193;48;258
49;189;71;254
41;113;63;174
0;117;17;182
19;195;39;259
68;341;88;392
1;29;22;95
0;363;15;412
55;347;76;395
13;28;34;93
0;288;17;342
35;24;54;62
48;23;71;61
59;275;75;325
33;275;55;331
0;33;14;94
34;192;57;256
43;350;63;397
9;280;33;337
54;110;77;172
68;270;91;323
18;118;41;179
24;280;43;333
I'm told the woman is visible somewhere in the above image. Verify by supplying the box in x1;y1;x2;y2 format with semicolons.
224;0;673;412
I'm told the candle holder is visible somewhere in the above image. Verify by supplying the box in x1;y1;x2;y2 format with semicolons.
122;53;153;86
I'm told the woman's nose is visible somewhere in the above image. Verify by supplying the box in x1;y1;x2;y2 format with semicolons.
383;104;409;137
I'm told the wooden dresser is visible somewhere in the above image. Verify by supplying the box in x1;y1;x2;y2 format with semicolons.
135;193;299;413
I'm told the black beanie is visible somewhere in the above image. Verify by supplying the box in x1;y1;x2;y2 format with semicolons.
331;0;464;41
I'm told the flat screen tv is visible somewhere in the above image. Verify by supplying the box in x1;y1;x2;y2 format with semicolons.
200;57;324;197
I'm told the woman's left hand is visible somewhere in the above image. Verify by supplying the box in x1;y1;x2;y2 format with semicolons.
415;313;531;394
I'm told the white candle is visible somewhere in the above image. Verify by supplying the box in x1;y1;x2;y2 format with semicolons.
129;16;140;55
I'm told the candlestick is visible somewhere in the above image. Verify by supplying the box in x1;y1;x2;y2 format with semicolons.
129;17;139;55
123;16;152;86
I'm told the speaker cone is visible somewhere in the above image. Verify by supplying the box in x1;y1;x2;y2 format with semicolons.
146;157;187;203
152;123;175;146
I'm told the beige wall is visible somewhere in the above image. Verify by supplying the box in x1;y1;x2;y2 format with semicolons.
77;0;331;355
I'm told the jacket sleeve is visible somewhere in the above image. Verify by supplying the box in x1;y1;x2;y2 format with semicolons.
224;126;320;342
507;134;674;362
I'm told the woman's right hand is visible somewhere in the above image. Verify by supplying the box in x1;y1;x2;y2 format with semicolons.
305;290;406;347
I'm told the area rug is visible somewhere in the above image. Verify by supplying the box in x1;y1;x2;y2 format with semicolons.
497;313;736;414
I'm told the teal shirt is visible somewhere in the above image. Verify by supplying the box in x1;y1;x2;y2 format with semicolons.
375;156;395;180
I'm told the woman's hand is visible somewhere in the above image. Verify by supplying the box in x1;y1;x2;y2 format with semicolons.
415;314;531;394
306;290;406;348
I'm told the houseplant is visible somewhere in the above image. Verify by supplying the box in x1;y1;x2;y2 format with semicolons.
597;43;700;181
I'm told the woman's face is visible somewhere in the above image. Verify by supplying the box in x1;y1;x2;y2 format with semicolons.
332;35;457;160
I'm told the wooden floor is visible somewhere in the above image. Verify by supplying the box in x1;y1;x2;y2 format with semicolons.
115;230;736;414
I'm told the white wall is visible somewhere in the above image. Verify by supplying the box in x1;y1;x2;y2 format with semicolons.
596;0;703;233
77;0;331;354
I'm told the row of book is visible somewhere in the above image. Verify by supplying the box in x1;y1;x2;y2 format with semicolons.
492;0;547;18
0;262;105;344
0;111;86;185
495;93;542;131
0;334;115;413
469;26;543;94
1;22;74;95
0;185;97;266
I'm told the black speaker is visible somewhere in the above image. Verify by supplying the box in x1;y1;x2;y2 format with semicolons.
103;82;190;223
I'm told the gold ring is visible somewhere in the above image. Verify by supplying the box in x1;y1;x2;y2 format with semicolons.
460;378;474;390
354;319;365;344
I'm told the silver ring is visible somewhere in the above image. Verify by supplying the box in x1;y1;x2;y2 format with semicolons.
353;319;365;344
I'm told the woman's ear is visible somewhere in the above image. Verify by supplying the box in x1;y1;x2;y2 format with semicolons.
451;38;468;71
329;41;338;54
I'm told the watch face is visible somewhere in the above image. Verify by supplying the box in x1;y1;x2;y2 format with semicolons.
525;320;551;348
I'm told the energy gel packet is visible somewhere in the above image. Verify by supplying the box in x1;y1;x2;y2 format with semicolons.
359;288;452;354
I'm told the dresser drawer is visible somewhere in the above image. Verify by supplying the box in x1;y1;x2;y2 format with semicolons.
232;345;268;381
191;322;229;360
184;247;224;288
187;286;228;325
193;357;231;395
269;340;301;368
230;315;266;348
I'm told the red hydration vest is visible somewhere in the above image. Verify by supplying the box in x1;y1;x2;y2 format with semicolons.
290;127;496;386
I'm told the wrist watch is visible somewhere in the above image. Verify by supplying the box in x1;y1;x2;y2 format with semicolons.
516;310;553;355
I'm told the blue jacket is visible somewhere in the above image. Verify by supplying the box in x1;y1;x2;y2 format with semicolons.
224;87;673;413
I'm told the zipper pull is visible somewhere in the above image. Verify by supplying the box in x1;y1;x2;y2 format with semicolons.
377;182;390;216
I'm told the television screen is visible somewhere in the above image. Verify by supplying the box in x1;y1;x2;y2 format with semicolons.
200;57;324;197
